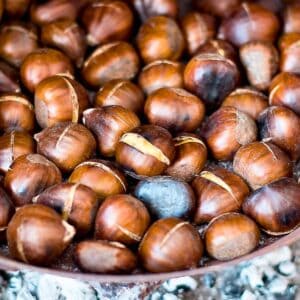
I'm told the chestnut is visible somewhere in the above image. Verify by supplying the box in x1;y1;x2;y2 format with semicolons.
144;87;205;133
4;0;31;18
184;53;240;110
20;48;74;93
205;213;260;261
75;240;137;274
222;87;268;120
202;107;257;161
95;80;144;114
136;16;185;63
0;187;14;240
34;74;89;128
240;41;279;91
0;131;35;174
192;167;250;224
34;122;96;173
218;3;280;47
82;0;133;46
33;183;99;236
138;218;203;273
41;20;87;68
4;154;62;207
233;141;293;190
279;33;300;52
83;106;140;157
7;204;75;266
69;159;127;200
138;60;184;95
95;194;150;245
116;125;175;176
134;176;195;219
0;22;38;68
165;134;207;182
283;3;300;34
181;12;216;56
253;0;283;14
0;93;35;133
244;178;300;235
258;106;300;161
0;60;21;93
82;42;140;89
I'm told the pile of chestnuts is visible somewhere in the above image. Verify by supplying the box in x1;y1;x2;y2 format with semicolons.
0;0;300;276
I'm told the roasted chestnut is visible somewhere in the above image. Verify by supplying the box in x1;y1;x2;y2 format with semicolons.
144;87;205;133
4;154;62;207
0;187;14;240
5;0;31;18
134;176;195;219
41;20;87;68
136;16;185;63
0;93;35;133
202;107;257;161
165;134;207;182
7;204;75;266
34;122;96;173
83;106;140;157
222;87;268;120
75;240;137;274
33;183;99;236
139;218;203;273
82;42;140;89
0;60;20;93
35;74;89;128
283;3;300;34
82;0;133;46
95;80;144;114
233;141;293;190
205;213;260;261
116;125;175;176
20;48;74;93
218;3;280;47
69;159;127;200
192;168;250;224
95;194;150;245
138;60;184;95
0;131;35;174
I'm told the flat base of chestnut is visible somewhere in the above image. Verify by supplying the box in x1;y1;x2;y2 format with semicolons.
0;229;299;283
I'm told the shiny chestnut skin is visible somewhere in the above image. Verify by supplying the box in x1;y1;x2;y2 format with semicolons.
0;60;20;93
82;0;133;46
0;93;35;133
116;125;175;176
20;48;74;93
34;122;96;173
75;240;137;274
218;3;280;47
69;159;127;200
34;74;89;129
0;22;38;68
259;106;300;161
181;12;216;56
145;88;205;133
240;41;279;91
136;16;185;64
202;107;257;161
165;134;207;182
184;53;240;110
139;218;203;273
138;60;184;95
41;20;87;68
83;106;140;157
279;33;300;53
82;42;140;89
5;0;31;18
7;204;75;266
4;154;62;207
205;213;260;261
0;187;14;240
192;167;250;224
222;87;268;120
233;141;293;190
95;80;144;114
33;183;99;237
243;178;300;235
0;131;35;174
95;194;150;245
284;3;300;34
